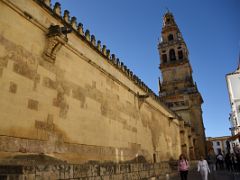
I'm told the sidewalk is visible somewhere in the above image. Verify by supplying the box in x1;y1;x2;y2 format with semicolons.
170;170;240;180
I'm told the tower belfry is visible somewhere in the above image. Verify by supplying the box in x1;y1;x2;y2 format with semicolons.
158;12;206;159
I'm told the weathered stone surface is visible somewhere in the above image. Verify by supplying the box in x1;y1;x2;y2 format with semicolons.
0;68;3;77
28;99;39;111
9;81;17;94
42;77;57;90
13;62;36;80
0;0;182;165
0;158;173;180
0;57;8;68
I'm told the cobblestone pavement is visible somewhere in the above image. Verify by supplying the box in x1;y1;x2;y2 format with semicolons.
170;170;240;180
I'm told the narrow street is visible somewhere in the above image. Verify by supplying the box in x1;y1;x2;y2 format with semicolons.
171;170;240;180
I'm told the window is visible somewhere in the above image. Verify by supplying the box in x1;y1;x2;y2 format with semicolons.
238;105;240;113
178;50;183;60
168;34;174;41
166;18;170;23
162;54;167;63
169;49;176;61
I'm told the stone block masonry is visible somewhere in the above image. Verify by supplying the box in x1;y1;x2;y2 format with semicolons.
0;0;187;166
0;160;173;180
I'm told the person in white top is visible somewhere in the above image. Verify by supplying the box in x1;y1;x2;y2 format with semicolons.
197;156;210;180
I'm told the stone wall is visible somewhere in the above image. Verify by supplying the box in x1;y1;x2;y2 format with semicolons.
0;161;173;180
0;0;182;163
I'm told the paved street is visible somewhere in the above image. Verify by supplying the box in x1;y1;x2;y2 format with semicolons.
170;170;240;180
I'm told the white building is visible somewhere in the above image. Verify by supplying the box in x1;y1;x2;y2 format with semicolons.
226;59;240;136
206;136;232;155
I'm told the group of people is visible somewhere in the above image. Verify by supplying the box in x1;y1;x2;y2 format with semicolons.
178;154;210;180
208;151;240;172
178;151;240;180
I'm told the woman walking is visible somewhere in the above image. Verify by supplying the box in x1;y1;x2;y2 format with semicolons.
178;154;189;180
198;156;210;180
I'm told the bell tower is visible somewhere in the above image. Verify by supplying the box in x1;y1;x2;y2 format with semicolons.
158;11;206;159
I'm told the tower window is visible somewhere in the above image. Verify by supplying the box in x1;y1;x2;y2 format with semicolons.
168;34;174;41
178;50;183;60
162;54;167;63
166;18;170;23
169;49;176;61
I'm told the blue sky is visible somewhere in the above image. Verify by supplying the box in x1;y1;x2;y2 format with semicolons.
51;0;240;137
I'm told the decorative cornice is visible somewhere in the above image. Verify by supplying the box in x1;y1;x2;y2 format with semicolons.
161;26;179;34
159;59;189;69
158;40;186;49
226;71;240;76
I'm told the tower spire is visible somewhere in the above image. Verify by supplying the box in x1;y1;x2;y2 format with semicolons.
166;7;170;13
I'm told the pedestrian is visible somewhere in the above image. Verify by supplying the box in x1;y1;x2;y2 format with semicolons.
216;152;224;170
231;153;238;171
207;150;216;172
197;156;210;180
225;152;232;171
178;154;189;180
236;153;240;172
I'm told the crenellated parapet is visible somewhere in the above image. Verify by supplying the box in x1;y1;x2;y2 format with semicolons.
63;10;70;23
43;0;51;7
35;0;168;108
77;23;84;36
70;17;77;30
53;2;61;16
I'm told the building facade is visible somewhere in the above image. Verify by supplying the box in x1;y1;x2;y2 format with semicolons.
226;60;240;136
158;12;206;159
0;0;187;164
206;136;232;155
0;0;205;166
